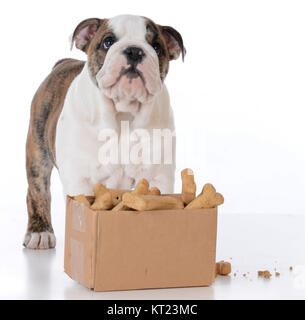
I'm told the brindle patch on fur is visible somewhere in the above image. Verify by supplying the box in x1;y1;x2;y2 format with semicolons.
29;164;40;178
85;19;112;86
161;26;186;61
26;59;85;237
144;18;169;81
26;191;52;234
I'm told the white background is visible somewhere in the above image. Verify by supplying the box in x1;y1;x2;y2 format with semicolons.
1;0;305;220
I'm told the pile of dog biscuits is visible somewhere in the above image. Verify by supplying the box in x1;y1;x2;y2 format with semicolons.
73;168;224;211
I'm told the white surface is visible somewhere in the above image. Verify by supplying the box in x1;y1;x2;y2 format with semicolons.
1;0;305;216
1;211;304;300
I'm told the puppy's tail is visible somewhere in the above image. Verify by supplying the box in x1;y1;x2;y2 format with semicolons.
52;58;75;70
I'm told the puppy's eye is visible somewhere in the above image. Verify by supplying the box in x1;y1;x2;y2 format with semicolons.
102;36;115;50
152;42;162;55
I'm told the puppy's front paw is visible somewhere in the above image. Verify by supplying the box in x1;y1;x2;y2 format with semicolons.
23;232;56;250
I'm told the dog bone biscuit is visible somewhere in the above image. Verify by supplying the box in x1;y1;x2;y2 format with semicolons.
112;179;150;211
181;168;196;204
215;193;224;206
91;192;113;211
185;183;216;209
109;189;131;206
134;178;150;195
200;183;216;196
149;187;161;195
91;183;113;211
185;192;224;209
185;183;224;209
74;194;91;207
93;183;108;196
122;193;184;211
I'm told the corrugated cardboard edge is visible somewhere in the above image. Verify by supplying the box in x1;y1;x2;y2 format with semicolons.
208;206;218;286
64;196;98;290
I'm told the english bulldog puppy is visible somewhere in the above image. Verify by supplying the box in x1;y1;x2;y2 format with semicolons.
24;15;185;249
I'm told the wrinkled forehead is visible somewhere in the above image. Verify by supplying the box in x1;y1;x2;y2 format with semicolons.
108;15;147;41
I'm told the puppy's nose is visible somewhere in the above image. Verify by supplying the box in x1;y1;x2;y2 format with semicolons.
123;46;145;64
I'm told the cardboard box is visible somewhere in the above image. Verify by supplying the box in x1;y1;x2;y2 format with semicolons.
64;195;218;292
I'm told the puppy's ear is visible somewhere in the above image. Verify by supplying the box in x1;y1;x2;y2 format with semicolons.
160;26;186;61
71;18;102;52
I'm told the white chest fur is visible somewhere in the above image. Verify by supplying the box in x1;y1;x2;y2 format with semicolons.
55;63;176;196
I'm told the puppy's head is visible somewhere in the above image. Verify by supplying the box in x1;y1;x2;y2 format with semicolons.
71;15;185;113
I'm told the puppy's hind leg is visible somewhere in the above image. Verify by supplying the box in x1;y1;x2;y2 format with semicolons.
24;135;56;250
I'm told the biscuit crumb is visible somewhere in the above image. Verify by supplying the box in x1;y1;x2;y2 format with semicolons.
275;272;280;277
216;261;231;276
258;270;272;279
289;266;293;271
263;271;272;279
243;273;247;277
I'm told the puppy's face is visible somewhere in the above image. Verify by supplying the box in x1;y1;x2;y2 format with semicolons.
72;15;185;113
